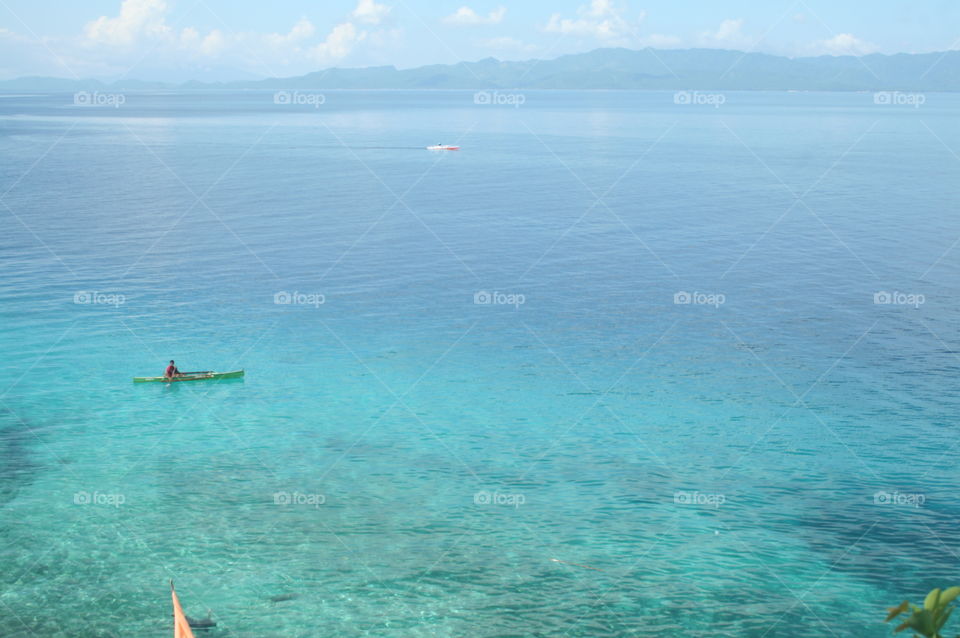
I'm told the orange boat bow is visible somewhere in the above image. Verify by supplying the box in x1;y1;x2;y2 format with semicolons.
171;581;196;638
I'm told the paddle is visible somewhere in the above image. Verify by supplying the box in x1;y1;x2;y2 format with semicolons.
179;371;213;375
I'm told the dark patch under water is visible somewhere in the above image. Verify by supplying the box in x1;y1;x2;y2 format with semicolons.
0;407;39;507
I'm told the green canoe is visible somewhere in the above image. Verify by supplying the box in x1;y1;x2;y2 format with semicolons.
133;370;244;383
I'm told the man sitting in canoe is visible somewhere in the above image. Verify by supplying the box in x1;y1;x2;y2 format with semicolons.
164;360;181;379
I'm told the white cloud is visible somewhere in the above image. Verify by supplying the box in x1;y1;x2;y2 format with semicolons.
544;0;644;41
813;33;879;56
0;26;33;45
70;0;392;76
0;27;85;79
309;22;365;65
698;18;753;50
351;0;390;25
84;0;171;46
714;19;743;42
200;29;226;57
264;17;316;48
443;6;506;26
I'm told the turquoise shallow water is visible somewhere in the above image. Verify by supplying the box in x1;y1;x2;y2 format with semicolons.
1;90;960;636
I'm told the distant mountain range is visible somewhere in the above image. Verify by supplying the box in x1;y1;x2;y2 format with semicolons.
3;47;959;91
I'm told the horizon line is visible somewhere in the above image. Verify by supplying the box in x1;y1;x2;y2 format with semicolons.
3;45;958;85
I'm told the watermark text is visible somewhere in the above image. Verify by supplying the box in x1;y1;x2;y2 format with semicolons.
274;291;325;307
273;91;325;108
473;91;526;108
674;91;726;108
74;491;125;507
73;91;125;108
74;291;125;307
474;490;525;508
674;291;725;307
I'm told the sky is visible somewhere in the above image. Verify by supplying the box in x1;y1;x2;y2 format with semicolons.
0;0;957;81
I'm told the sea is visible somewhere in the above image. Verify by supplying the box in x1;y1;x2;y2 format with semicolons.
1;89;959;637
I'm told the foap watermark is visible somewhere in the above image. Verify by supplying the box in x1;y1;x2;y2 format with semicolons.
273;90;325;108
873;490;925;508
473;90;526;108
474;490;525;508
873;91;925;108
674;91;726;108
74;291;125;307
874;291;924;308
274;291;325;307
474;290;525;308
74;490;125;507
73;91;126;108
674;291;725;308
674;491;725;508
273;491;326;507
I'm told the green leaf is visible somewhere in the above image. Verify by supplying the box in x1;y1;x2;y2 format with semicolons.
925;589;942;610
901;608;939;637
940;587;960;606
939;604;955;629
918;609;940;636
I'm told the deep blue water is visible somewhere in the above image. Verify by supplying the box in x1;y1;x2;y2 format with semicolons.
1;89;959;636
